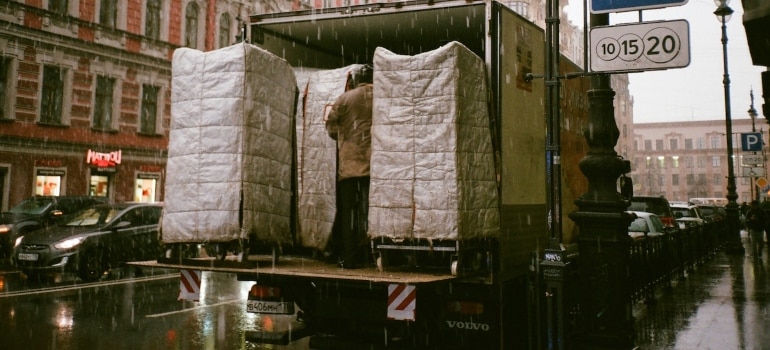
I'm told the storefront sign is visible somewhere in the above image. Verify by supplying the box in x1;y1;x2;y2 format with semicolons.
137;173;160;180
139;165;163;173
35;159;63;167
86;149;122;168
36;168;66;176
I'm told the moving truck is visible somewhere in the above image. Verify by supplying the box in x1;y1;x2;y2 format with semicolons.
135;0;591;348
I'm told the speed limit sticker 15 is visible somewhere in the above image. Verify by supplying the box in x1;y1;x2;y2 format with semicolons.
590;20;690;73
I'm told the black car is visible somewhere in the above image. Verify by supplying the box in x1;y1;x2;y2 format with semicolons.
14;202;163;281
0;196;107;261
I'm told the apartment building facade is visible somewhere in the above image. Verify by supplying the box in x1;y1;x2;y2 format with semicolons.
631;118;767;204
0;1;281;211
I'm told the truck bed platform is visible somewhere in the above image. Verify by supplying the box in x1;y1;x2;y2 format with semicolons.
129;255;461;284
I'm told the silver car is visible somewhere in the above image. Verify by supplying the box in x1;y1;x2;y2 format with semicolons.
13;202;163;281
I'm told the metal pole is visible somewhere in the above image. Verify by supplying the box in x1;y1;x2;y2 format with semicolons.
716;3;744;254
570;11;635;350
749;90;759;201
541;0;566;348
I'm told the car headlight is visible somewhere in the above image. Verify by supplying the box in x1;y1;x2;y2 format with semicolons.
14;235;24;248
0;224;13;234
54;237;85;250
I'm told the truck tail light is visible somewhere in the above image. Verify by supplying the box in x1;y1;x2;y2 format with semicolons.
447;301;484;315
250;284;281;299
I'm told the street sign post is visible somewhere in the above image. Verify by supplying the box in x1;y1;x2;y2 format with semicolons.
743;167;766;177
743;154;764;165
590;20;690;73
591;0;689;14
741;132;763;151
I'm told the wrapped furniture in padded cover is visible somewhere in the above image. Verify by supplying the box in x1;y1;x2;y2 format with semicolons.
296;65;365;250
162;43;297;244
369;42;500;241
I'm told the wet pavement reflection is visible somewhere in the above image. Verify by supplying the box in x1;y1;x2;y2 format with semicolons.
634;231;770;350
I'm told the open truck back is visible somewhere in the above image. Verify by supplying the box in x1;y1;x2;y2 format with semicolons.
135;1;591;348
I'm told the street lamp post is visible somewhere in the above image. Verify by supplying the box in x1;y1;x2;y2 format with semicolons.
715;0;744;254
749;90;759;201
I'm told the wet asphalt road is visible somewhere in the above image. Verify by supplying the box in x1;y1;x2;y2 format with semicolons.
1;232;768;350
633;231;770;350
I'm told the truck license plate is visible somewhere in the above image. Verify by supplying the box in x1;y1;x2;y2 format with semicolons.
18;253;38;261
246;300;294;314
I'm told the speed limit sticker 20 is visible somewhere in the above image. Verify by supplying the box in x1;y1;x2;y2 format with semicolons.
590;20;690;73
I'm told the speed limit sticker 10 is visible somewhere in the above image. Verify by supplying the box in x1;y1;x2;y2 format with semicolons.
590;20;690;73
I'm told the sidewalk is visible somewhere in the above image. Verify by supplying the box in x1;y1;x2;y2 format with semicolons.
633;231;770;350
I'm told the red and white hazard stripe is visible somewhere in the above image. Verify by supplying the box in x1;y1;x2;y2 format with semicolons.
178;269;202;301
387;284;416;321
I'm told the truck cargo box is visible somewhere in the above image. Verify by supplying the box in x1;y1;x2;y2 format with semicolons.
162;43;297;245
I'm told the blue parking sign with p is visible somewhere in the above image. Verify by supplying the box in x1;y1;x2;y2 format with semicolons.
741;132;763;151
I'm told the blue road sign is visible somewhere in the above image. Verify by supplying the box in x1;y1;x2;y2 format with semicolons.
591;0;689;14
741;132;763;152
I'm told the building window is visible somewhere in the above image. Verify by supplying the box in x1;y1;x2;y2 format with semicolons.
696;137;705;150
686;174;694;185
672;156;679;168
50;0;69;15
645;156;652;168
697;156;706;168
656;139;664;150
657;156;665;168
185;2;200;49
713;174;721;185
93;76;115;130
684;156;693;168
219;13;231;49
685;138;693;150
0;57;12;119
140;84;159;134
658;175;666;186
644;140;652;150
507;1;529;16
145;0;161;40
40;65;65;125
712;156;721;167
672;174;679;186
710;136;721;149
100;0;118;28
634;140;639;151
697;173;706;184
669;138;678;150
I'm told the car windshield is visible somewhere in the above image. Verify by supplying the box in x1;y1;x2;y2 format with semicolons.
673;207;697;218
64;207;119;227
629;215;665;234
628;218;649;232
7;197;54;215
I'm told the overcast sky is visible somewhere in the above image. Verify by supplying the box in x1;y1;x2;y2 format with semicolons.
564;0;766;124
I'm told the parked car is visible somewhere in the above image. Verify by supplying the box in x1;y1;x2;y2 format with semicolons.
695;204;725;224
0;195;107;261
671;202;706;231
13;202;163;281
627;211;667;240
629;196;678;230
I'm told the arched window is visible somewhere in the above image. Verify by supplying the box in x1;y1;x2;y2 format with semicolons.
219;13;232;48
146;0;161;40
185;2;199;49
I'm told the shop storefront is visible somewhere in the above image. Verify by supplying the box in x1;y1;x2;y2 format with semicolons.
0;144;165;210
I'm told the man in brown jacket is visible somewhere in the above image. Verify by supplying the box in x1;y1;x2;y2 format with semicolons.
326;66;373;268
